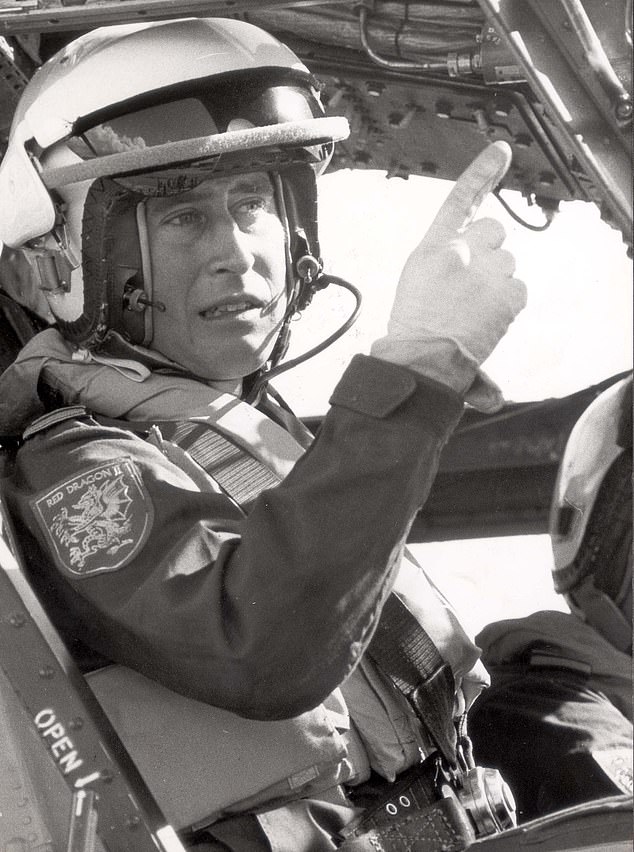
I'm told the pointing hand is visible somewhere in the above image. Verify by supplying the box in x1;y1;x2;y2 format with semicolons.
371;142;527;405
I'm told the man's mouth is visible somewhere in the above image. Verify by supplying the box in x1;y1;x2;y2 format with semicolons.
199;301;261;319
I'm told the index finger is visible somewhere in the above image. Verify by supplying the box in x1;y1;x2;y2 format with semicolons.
424;141;512;247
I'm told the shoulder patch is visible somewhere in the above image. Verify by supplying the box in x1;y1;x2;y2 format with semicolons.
31;458;154;578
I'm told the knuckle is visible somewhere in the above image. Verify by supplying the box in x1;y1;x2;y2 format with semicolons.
465;217;507;245
497;249;516;273
509;278;528;311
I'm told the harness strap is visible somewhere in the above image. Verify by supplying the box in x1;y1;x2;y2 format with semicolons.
159;420;282;508
368;594;458;766
161;417;458;766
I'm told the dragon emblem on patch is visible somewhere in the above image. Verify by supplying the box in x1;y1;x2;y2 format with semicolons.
32;458;154;577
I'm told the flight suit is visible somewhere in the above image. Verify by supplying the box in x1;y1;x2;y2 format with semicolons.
0;328;481;849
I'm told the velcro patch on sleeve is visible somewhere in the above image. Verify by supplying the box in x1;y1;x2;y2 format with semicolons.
329;354;418;418
31;458;154;578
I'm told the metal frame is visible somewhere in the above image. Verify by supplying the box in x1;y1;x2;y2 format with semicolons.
0;0;350;35
476;0;632;250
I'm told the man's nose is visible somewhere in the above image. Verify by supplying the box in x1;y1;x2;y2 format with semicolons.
203;213;254;276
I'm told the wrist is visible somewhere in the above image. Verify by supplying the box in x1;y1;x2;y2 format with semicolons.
369;336;479;394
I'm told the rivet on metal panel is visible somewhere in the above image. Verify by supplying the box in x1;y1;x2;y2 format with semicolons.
366;81;385;97
473;108;492;135
493;99;512;118
386;163;410;179
514;134;532;148
435;100;453;119
388;106;418;129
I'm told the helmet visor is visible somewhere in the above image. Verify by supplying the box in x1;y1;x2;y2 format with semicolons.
74;79;324;149
51;76;348;195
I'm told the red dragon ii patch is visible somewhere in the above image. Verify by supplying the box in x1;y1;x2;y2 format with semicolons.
32;458;154;577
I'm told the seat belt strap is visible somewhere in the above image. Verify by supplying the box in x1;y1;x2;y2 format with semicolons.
0;488;187;852
367;593;458;765
159;420;282;508
161;418;458;765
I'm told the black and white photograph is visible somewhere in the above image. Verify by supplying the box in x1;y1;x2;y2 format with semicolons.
0;2;631;850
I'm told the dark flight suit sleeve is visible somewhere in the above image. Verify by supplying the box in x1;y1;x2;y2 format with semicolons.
7;355;463;720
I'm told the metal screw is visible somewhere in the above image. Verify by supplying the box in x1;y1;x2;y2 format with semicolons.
366;81;384;96
435;100;453;119
514;134;532;148
125;815;141;831
473;108;492;135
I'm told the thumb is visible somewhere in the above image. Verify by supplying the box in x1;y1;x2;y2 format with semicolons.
423;141;512;247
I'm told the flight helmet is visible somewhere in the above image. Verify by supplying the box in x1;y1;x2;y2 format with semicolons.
549;375;633;653
0;17;349;366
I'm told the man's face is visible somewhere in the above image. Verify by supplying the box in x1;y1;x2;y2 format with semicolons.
144;171;288;382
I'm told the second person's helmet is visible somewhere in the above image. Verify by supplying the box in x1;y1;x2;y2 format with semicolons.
549;375;633;653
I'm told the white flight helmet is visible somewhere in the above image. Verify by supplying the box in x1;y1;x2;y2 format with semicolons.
0;17;349;361
549;375;633;653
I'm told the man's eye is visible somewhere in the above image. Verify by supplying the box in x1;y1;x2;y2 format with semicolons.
235;197;267;216
163;210;204;227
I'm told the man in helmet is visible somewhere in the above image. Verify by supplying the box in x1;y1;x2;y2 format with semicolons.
0;18;526;851
468;376;633;822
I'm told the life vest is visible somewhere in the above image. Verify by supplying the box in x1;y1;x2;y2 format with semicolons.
87;665;367;830
82;407;440;830
4;329;478;831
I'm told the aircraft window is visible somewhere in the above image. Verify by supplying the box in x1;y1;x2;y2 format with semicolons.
277;170;633;417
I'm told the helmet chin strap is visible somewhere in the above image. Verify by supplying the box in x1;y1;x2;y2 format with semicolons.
118;200;165;346
136;200;158;344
